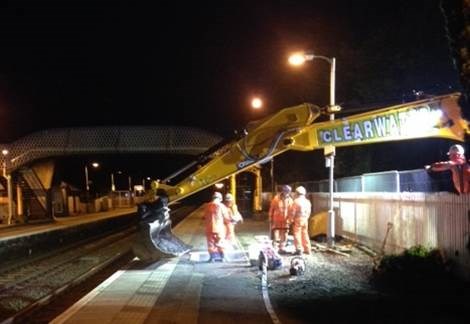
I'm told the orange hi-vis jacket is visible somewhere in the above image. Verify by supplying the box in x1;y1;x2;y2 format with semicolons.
204;201;228;234
290;195;312;253
269;195;293;228
430;160;470;194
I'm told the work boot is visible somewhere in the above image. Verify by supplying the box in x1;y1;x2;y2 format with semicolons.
218;252;227;262
208;253;218;263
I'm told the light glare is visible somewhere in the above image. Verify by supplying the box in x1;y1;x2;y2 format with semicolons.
251;97;263;109
288;53;306;66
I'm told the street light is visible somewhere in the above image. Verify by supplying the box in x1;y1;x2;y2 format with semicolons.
251;97;263;109
110;172;116;192
110;170;132;192
249;96;275;194
1;149;13;224
85;162;100;197
288;51;340;247
142;176;151;190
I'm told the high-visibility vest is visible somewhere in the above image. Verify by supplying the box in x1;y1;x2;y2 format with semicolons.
204;201;227;234
269;195;293;223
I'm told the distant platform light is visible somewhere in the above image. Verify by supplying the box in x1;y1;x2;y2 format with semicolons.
214;183;224;189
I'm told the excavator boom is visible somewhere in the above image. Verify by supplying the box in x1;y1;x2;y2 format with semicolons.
166;92;467;202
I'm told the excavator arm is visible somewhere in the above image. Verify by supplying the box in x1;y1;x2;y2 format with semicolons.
133;92;468;261
162;102;322;203
164;92;467;202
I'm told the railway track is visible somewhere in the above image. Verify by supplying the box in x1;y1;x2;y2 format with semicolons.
0;228;135;324
0;203;197;324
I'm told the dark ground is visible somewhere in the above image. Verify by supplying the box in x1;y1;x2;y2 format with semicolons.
268;244;469;324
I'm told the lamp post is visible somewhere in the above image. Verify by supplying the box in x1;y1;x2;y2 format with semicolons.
110;170;132;192
2;149;13;224
110;173;116;192
250;96;275;193
288;51;340;247
142;177;151;190
85;162;99;200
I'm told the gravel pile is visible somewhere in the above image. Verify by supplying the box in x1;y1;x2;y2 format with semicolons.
268;245;375;301
267;244;468;324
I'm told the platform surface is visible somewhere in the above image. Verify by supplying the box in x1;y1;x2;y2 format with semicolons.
0;207;136;242
52;206;273;324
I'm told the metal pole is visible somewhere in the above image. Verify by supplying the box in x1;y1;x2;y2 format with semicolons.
128;176;132;192
270;159;275;194
6;174;12;224
111;173;115;192
85;165;89;192
327;57;336;247
269;159;275;239
2;161;13;225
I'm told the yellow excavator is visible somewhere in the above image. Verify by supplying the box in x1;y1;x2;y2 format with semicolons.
132;92;469;261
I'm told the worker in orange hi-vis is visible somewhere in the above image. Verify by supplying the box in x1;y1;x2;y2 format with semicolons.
223;193;243;247
269;185;293;254
289;186;312;255
425;144;470;194
204;192;229;262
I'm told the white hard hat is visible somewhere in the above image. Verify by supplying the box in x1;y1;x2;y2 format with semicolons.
225;193;234;201
448;144;465;155
212;192;223;200
295;186;306;195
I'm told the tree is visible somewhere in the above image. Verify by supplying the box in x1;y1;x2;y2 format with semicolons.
441;0;470;119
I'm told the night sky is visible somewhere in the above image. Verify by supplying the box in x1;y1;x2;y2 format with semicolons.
0;0;464;188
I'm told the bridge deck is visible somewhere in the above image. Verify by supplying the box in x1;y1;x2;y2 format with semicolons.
51;206;273;324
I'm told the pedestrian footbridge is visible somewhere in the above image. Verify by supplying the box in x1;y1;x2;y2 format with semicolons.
2;126;222;171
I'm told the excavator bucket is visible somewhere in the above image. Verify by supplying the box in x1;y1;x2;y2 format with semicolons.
132;196;192;262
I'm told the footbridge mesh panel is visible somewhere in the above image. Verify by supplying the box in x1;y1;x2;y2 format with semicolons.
3;126;222;171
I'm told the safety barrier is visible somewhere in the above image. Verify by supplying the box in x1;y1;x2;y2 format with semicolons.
291;168;454;193
309;191;470;280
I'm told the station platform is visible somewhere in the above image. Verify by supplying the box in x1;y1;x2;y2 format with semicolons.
0;208;137;266
0;208;136;240
51;206;274;324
